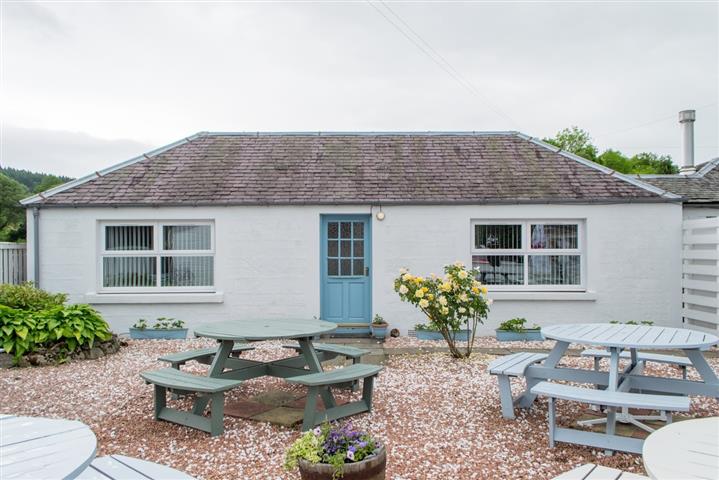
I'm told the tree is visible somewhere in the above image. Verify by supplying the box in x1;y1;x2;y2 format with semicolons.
33;175;67;194
629;152;678;174
543;126;599;162
0;173;29;241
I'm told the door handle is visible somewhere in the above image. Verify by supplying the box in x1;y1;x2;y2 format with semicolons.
365;266;370;276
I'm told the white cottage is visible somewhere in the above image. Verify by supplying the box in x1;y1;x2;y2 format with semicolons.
21;132;684;335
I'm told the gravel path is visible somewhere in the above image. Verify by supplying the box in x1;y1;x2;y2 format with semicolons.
1;339;717;479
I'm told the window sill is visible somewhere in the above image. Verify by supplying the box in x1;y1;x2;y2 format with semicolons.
84;292;224;304
489;291;597;301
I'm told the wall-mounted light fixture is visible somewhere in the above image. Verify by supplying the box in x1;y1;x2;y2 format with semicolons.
376;205;385;221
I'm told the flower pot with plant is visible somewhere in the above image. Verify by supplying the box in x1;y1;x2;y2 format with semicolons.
394;262;490;358
285;423;386;480
414;323;469;341
370;314;388;340
495;317;543;341
129;317;188;339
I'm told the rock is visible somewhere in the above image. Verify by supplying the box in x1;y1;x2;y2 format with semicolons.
0;353;14;369
17;357;30;368
88;347;104;360
73;351;87;360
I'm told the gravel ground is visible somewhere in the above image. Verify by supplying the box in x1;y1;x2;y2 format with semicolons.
1;339;717;480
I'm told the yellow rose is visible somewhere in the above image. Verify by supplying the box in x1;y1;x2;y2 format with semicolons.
421;287;429;293
458;270;468;279
419;299;429;308
403;273;413;281
441;307;449;315
415;276;424;283
459;293;468;302
454;261;464;267
399;284;409;294
427;294;435;300
471;286;480;294
458;307;467;313
440;282;452;292
414;289;425;298
438;296;448;306
472;280;481;288
481;286;488;294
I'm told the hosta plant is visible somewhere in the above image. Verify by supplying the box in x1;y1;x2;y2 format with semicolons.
394;261;491;358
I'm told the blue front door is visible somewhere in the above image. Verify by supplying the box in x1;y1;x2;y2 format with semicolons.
320;215;371;326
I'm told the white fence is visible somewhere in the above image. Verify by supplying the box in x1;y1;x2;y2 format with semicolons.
0;242;27;285
682;217;719;333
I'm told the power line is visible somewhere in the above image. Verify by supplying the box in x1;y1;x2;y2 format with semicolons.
596;102;718;138
366;0;521;130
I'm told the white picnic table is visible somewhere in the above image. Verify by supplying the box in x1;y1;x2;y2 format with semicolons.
518;323;719;453
0;414;97;479
642;417;719;480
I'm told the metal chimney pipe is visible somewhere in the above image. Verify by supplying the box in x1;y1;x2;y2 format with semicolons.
679;109;696;175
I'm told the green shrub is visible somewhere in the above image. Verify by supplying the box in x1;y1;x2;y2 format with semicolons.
0;304;112;361
497;318;540;332
0;282;67;311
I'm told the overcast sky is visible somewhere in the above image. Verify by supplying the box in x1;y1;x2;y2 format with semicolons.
1;1;717;178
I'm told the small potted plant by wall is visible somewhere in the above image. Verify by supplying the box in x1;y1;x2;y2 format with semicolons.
129;317;188;340
285;423;386;480
414;323;470;341
370;314;388;340
495;317;543;342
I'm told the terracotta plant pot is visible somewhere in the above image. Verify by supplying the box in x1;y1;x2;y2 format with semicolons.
298;446;386;480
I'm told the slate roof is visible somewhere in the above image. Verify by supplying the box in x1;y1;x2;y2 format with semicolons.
23;132;677;207
640;159;719;204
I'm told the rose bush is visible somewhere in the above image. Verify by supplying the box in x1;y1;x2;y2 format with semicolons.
394;261;491;358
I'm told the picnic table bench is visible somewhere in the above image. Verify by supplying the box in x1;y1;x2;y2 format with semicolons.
140;368;243;436
581;348;691;379
488;352;548;419
158;342;254;369
286;363;383;431
531;381;690;454
552;464;648;479
76;455;195;479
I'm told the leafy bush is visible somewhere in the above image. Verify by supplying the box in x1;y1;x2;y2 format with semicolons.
285;422;380;479
394;262;491;358
0;304;112;361
497;318;540;332
132;317;185;330
0;282;67;311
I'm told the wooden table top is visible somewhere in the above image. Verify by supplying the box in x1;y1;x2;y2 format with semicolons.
543;323;718;349
0;414;97;479
643;417;719;480
193;318;337;341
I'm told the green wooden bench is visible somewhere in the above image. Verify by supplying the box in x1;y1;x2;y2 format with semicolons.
488;352;549;419
283;343;371;391
158;342;255;369
552;463;648;479
77;454;196;479
140;368;242;436
581;348;691;379
286;363;383;431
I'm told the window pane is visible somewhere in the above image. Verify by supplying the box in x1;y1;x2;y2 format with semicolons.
103;257;156;287
340;222;352;238
353;222;364;239
105;226;153;251
328;240;338;257
474;224;522;249
529;255;581;285
353;240;364;257
161;256;214;287
163;225;211;250
353;259;365;276
327;259;338;276
340;240;351;257
328;222;339;239
472;255;524;285
531;224;578;249
340;259;352;276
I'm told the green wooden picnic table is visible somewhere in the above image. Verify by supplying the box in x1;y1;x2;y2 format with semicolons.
191;318;339;415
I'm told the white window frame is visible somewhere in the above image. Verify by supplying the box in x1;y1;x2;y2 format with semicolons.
470;219;586;291
98;220;215;293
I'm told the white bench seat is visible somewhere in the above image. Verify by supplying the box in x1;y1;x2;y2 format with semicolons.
488;352;548;419
77;455;196;479
531;381;690;454
582;349;691;379
552;463;648;480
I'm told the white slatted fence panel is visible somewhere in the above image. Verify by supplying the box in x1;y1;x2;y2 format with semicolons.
0;242;27;285
682;217;719;333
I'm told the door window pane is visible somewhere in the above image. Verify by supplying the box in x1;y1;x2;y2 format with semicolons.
353;240;364;257
340;222;352;238
328;259;339;276
105;226;153;251
353;222;364;239
328;240;338;257
161;256;214;287
529;255;580;285
103;257;156;287
163;225;211;250
531;225;578;249
340;240;351;257
340;259;352;276
472;255;524;285
328;222;339;239
474;225;522;249
353;259;365;276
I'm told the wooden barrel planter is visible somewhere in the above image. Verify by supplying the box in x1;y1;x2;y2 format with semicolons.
298;446;386;480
